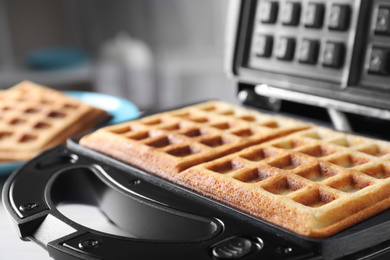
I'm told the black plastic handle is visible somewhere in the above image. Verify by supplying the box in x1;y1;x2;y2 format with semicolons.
3;146;222;259
3;146;314;260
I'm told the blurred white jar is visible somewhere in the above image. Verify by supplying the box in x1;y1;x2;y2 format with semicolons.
95;32;155;110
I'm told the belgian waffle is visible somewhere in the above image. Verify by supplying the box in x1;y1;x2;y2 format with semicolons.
177;127;390;238
80;100;390;238
80;100;311;180
0;81;110;162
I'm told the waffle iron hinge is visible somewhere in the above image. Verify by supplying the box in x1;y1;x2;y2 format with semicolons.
250;83;390;132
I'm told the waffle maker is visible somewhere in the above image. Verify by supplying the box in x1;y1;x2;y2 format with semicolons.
3;0;390;259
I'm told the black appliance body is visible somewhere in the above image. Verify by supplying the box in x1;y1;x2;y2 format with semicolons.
4;0;390;259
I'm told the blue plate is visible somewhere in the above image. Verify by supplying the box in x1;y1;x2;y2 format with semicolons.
0;161;24;176
65;91;139;125
0;91;139;176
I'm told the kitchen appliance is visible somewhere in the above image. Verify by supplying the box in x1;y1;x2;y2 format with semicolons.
3;0;390;259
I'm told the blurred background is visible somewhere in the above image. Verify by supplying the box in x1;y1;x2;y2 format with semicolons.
0;0;238;111
0;1;238;259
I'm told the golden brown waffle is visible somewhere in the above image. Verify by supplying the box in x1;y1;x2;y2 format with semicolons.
177;126;390;238
80;100;311;180
80;100;390;238
0;81;110;162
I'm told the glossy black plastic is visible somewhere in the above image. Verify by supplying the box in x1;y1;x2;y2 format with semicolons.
5;137;390;259
3;145;316;260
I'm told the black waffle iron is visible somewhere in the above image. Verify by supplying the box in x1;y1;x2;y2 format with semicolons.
4;0;390;259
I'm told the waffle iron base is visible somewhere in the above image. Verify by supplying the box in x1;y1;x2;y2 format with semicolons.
3;136;390;260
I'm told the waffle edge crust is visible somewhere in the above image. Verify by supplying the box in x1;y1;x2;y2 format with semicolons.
80;100;390;238
0;81;110;162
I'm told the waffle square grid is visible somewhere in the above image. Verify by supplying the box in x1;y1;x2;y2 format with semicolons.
0;81;109;161
80;100;390;238
177;126;390;238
